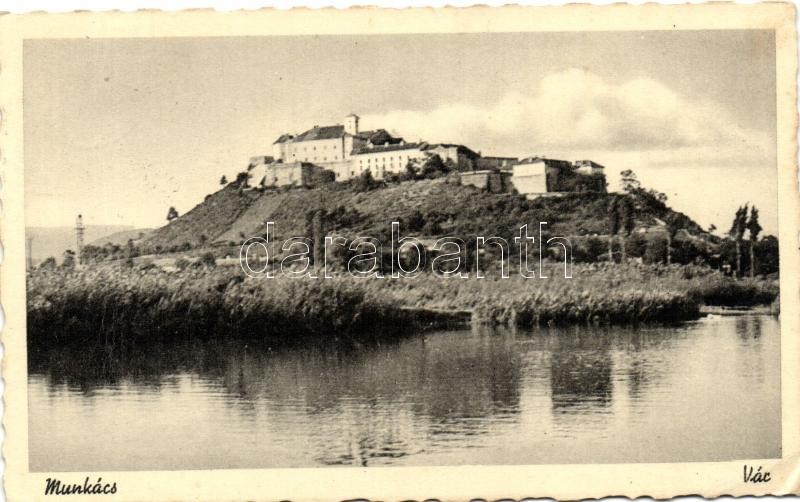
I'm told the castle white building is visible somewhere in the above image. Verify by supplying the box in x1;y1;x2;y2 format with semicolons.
265;114;437;184
253;113;606;196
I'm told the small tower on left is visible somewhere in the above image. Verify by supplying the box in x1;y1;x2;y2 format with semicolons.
75;214;85;266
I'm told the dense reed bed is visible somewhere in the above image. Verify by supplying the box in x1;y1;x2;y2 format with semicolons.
27;266;408;348
362;263;778;326
27;262;778;347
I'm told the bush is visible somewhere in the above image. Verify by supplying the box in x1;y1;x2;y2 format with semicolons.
419;155;449;179
38;257;57;269
689;276;779;307
573;236;606;262
200;252;216;268
405;210;425;232
644;236;667;264
351;169;380;192
422;219;442;235
625;234;648;258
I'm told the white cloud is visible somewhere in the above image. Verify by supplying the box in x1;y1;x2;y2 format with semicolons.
360;68;773;166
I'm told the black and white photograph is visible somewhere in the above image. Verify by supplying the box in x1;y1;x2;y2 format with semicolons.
2;5;798;501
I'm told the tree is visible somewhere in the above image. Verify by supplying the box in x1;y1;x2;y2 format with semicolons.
728;205;749;278
200;251;216;268
755;235;779;275
304;209;327;266
167;206;179;221
620;169;667;205
746;206;762;278
235;171;251;188
620;169;641;194
664;214;683;265
126;238;139;259
400;161;419;182
220;175;228;185
352;169;379;192
607;198;622;262
406;210;425;232
62;249;76;269
620;198;636;263
419;154;449;179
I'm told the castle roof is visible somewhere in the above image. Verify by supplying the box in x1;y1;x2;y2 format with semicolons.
358;129;404;145
273;134;294;144
353;142;427;155
574;160;605;169
425;143;481;159
476;156;518;170
293;125;347;142
516;157;573;169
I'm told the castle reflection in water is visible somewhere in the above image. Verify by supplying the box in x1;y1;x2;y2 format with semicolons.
28;315;780;471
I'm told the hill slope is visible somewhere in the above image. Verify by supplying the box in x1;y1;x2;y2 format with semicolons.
143;184;261;250
143;179;709;253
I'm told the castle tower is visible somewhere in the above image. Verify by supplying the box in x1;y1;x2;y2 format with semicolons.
344;113;359;135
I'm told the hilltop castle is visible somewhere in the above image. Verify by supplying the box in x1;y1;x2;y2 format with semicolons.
249;114;606;196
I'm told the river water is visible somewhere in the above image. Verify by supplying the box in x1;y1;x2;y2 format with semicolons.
28;314;780;471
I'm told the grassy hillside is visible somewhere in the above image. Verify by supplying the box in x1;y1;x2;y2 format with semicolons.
143;184;261;250
142;178;710;254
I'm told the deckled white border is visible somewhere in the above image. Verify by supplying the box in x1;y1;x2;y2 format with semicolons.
0;0;794;11
0;4;797;502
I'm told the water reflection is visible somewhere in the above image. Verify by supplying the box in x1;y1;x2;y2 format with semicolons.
548;332;613;413
28;315;781;471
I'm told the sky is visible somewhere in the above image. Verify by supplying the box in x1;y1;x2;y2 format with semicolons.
23;31;778;234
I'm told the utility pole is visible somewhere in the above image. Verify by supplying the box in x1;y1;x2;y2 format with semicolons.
26;236;33;270
75;214;85;266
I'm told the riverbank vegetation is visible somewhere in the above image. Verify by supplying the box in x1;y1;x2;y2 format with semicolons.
27;265;415;349
27;261;779;350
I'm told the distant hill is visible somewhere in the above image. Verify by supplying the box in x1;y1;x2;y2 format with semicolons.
142;179;710;254
26;225;134;265
90;228;154;247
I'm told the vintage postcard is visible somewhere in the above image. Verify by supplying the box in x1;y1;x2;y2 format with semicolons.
1;4;798;501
